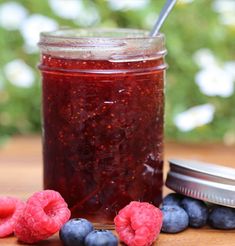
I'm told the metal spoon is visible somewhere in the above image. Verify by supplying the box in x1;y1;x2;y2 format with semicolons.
149;0;177;37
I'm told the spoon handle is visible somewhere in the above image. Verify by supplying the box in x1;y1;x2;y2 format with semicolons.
149;0;177;37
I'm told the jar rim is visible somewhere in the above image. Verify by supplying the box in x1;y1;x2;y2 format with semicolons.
39;28;164;41
38;28;166;61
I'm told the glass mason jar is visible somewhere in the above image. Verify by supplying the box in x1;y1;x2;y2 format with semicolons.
38;28;167;226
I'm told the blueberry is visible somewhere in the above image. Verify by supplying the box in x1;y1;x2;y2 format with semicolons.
161;205;189;233
162;193;184;207
85;229;118;246
208;206;235;229
59;218;94;246
181;197;208;228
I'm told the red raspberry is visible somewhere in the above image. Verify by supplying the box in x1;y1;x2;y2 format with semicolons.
114;201;163;246
0;196;25;238
15;190;71;244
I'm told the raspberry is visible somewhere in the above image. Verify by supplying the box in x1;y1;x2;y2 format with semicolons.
114;201;163;246
15;190;71;243
0;196;25;238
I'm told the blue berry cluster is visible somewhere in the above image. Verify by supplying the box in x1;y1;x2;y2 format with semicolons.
161;193;235;233
59;218;118;246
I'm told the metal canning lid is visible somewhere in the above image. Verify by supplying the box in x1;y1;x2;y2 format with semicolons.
166;159;235;208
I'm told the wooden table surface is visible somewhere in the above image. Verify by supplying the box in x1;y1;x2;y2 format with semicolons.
0;136;235;246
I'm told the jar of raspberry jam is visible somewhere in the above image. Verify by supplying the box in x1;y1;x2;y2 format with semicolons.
38;28;167;226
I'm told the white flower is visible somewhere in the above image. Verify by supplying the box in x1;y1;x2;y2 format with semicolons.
4;59;35;88
174;104;215;132
193;49;218;69
108;0;149;11
195;65;234;97
193;49;235;97
49;0;100;26
74;4;100;27
20;14;58;53
0;2;27;30
213;0;235;26
213;0;235;13
219;11;235;26
224;61;235;79
49;0;83;20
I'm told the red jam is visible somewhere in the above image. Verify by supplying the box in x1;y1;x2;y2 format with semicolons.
40;54;164;224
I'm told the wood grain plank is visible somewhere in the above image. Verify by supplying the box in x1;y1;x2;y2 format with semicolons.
0;136;235;246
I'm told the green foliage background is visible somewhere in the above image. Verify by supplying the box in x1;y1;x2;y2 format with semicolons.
0;0;235;144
